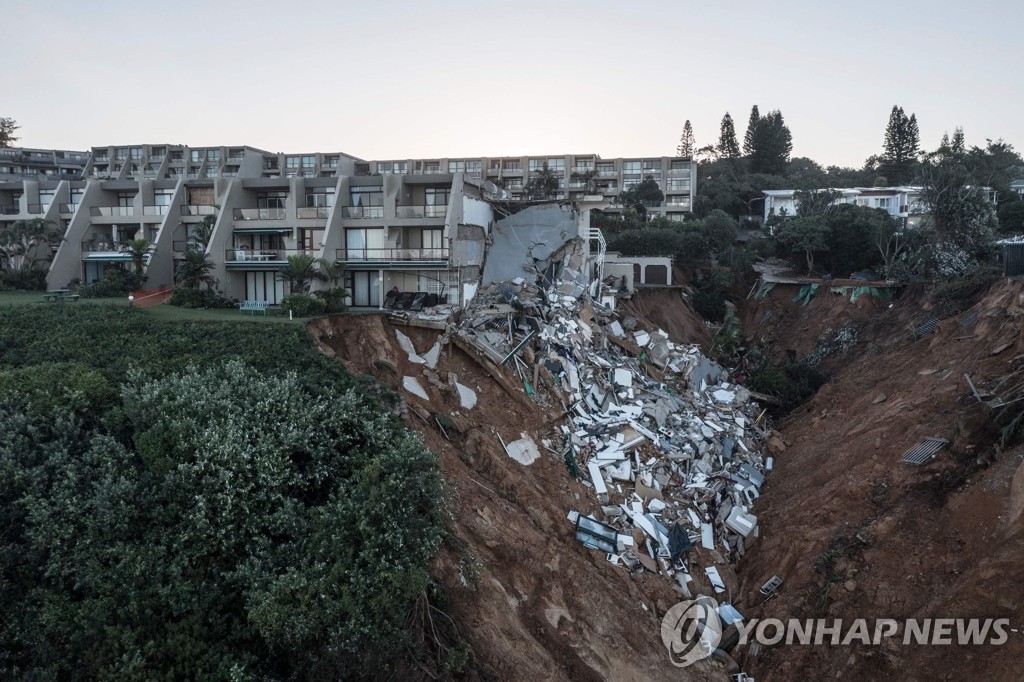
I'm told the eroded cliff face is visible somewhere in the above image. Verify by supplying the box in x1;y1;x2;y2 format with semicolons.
735;279;1024;681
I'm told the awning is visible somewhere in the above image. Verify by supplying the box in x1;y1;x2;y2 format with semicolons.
232;227;293;235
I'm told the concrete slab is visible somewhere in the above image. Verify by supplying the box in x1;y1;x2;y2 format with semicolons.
402;376;429;401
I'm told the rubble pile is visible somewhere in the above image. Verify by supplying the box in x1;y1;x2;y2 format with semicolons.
450;266;771;602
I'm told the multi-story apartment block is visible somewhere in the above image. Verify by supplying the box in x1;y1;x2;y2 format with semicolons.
0;144;696;307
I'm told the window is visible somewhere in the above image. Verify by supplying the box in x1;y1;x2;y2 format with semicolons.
503;161;521;172
285;156;300;169
489;160;501;171
115;148;128;160
574;158;594;170
465;161;481;174
596;163;614;176
425;187;450;206
301;155;315;168
150;147;165;158
642;160;660;172
305;187;335;207
875;197;891;210
324;156;339;168
528;159;544;172
207;150;220;162
666;177;690;191
423;161;441;173
258;191;287;209
70;188;84;208
622;178;640;190
378;161;407;174
349;186;384;217
153;189;174;207
38;190;55;210
546;158;565;172
448;160;466;173
190;150;205;163
622;161;641;175
129;147;143;160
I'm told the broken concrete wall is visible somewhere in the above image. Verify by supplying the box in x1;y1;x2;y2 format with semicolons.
481;204;588;286
451;224;486;267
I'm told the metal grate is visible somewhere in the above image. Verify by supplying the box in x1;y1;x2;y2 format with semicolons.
900;437;949;465
913;318;940;339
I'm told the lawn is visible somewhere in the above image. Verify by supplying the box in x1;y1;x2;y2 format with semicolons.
0;290;303;324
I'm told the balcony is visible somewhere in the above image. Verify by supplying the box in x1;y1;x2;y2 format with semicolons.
233;207;286;220
297;206;331;219
225;247;315;264
572;166;595;174
668;167;691;175
80;241;134;259
341;205;384;219
143;205;170;216
180;204;216;216
335;247;449;263
93;155;110;163
227;155;244;163
395;204;447;219
90;206;134;217
27;204;45;214
0;205;18;215
59;203;78;213
596;168;617;177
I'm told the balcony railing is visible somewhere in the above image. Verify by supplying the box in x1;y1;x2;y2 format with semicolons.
93;156;109;163
81;241;131;255
227;156;244;163
572;166;595;173
336;247;449;262
395;204;447;219
181;204;216;216
225;247;315;263
596;168;616;177
0;205;18;215
668;167;690;175
341;205;384;219
665;201;691;208
90;206;134;217
297;206;331;219
59;203;78;213
143;205;170;216
27;204;45;214
233;207;286;220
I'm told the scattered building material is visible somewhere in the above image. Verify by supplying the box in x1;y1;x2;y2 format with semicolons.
402;376;429;401
913;318;940;339
505;433;541;466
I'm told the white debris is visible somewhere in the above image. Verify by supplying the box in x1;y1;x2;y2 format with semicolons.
423;342;442;369
455;382;477;409
402;376;429;400
506;434;541;466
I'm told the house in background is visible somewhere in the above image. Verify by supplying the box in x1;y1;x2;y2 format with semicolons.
763;186;938;228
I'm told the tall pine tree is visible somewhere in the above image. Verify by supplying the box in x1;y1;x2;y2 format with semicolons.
743;105;759;156
879;105;920;185
676;120;695;158
718;113;740;159
749;110;793;175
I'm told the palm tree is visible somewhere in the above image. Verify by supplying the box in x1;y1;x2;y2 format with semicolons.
188;215;216;251
175;249;217;289
124;239;153;278
527;162;561;200
571;169;600;194
278;253;326;293
0;218;60;273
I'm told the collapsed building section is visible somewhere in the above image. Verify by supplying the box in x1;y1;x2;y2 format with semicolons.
391;194;772;619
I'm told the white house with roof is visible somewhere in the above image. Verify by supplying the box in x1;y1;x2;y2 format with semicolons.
763;186;929;226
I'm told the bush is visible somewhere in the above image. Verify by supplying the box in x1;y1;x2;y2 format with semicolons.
76;268;143;298
692;268;733;322
313;286;349;313
929;266;1000;314
169;287;236;309
0;268;47;290
281;293;326;317
748;362;829;414
0;307;444;679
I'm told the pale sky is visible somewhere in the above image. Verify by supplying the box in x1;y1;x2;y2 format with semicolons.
7;0;1022;167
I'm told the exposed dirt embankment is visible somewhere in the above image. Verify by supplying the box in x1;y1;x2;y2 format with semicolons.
736;279;1024;681
309;315;720;682
617;288;712;350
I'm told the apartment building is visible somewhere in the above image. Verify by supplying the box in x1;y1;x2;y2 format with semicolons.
763;187;933;227
0;144;696;307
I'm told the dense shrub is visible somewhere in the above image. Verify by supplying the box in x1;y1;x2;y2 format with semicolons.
0;308;444;680
76;268;143;298
748;362;829;414
281;293;327;317
692;268;733;322
0;268;47;290
169;287;236;309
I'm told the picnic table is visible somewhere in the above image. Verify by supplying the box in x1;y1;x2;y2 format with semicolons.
42;289;79;303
